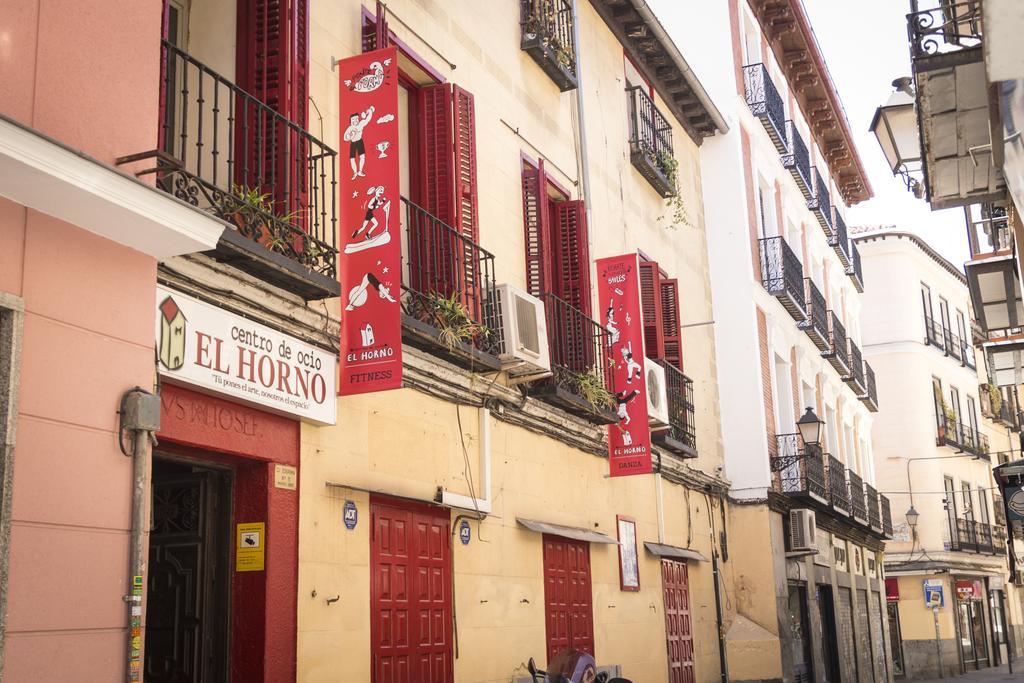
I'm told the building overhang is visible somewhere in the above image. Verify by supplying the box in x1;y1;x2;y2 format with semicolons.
0;114;225;258
965;255;1024;335
983;337;1024;386
643;541;708;562
746;0;873;205
517;517;619;544
589;0;728;143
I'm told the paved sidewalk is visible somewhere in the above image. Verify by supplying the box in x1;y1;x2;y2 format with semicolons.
912;658;1024;683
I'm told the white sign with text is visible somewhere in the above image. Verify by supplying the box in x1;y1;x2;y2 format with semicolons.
156;286;337;424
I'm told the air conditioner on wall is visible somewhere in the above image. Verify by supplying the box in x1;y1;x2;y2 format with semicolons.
493;283;552;384
645;359;670;430
790;509;817;551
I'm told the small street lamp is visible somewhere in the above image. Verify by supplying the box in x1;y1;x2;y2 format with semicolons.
870;77;923;197
796;407;824;448
905;505;920;532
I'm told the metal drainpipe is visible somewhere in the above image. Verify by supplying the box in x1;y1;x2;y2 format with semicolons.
569;0;594;241
708;496;729;683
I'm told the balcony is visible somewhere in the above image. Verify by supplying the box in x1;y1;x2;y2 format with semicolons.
653;360;697;458
953;519;999;555
847;470;868;525
924;315;946;350
771;436;827;505
936;415;988;458
531;293;617;424
865;483;882;533
823;311;850;375
966;203;1013;259
781;121;812;199
799;279;829;351
627;86;675;198
962;338;976;369
398;198;503;371
994;526;1008;554
825;454;851;516
944;327;963;362
118;41;339;300
846;238;863;293
742;63;788;153
759;236;806;322
859;362;879;412
807;168;832;234
829;209;851;268
880;494;893;538
844;339;866;394
520;0;578;91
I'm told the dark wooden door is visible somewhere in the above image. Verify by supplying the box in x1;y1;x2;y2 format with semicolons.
542;535;594;663
662;559;695;683
145;461;230;683
371;499;453;683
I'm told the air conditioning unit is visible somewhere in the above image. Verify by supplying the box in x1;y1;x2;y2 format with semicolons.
494;283;551;383
645;359;670;430
789;509;817;551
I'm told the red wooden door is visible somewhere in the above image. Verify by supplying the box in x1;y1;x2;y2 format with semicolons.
371;499;453;683
542;535;595;664
662;559;695;683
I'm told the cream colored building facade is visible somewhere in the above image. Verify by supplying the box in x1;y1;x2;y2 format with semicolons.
858;230;1024;679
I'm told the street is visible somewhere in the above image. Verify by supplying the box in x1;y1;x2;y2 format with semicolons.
914;659;1024;683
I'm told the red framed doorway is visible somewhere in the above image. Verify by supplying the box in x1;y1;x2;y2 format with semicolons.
542;535;595;664
662;559;695;683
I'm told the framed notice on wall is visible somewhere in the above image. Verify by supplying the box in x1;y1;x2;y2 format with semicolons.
617;515;640;591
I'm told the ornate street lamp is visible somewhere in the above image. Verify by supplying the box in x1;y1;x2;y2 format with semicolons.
905;505;920;532
796;407;823;448
870;77;924;198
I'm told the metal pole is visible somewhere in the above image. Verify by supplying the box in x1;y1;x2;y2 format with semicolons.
933;604;944;679
998;588;1014;674
708;497;728;683
126;427;152;682
569;0;594;239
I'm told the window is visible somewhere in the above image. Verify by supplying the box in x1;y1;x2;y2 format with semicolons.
939;297;951;337
543;535;594;662
825;405;839;458
742;12;760;65
932;377;944;429
956;310;968;347
966;396;978;440
773;353;794;435
944;476;958;545
962;483;975;523
638;260;683;371
950;387;962;431
757;180;776;238
978;487;991;528
921;284;933;324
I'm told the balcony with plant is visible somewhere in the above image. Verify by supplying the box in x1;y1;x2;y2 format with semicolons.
520;0;578;91
627;86;676;199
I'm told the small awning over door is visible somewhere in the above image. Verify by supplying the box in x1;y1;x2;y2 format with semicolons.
643;541;709;562
516;517;618;544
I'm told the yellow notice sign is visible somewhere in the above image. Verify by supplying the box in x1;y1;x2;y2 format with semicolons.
236;522;265;572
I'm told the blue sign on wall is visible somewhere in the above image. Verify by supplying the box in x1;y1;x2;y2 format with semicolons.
923;579;944;608
459;520;471;546
343;500;358;530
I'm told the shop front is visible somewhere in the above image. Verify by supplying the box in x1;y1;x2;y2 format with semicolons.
953;577;990;671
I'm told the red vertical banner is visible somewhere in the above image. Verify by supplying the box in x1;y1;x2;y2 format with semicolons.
338;48;403;395
597;254;653;476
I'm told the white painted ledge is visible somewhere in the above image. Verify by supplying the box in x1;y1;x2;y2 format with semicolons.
0;114;225;258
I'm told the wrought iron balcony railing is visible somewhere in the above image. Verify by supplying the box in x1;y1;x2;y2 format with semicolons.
860;362;879;412
799;278;829;351
847;470;868;524
967;203;1012;258
824;311;850;375
119;41;339;300
993;526;1008;554
534;293;617;424
399;198;503;368
826;454;851;516
880;494;893;538
829;209;851;267
742;63;788;153
844;339;866;394
781;120;812;199
520;0;577;91
936;415;988;457
627;85;675;198
865;483;882;532
759;237;806;322
808;167;832;233
846;238;863;293
653;360;698;458
962;340;976;369
954;519;997;554
771;436;827;504
908;1;982;60
924;315;946;350
944;328;963;362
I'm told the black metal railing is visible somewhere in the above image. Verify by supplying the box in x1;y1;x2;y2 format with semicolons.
845;339;865;392
808;167;832;232
967;203;1012;258
520;0;577;91
539;292;614;416
655;360;698;457
848;471;868;523
936;414;987;457
799;279;829;349
908;2;983;59
627;86;676;198
944;328;963;362
742;63;788;152
865;483;882;531
846;236;863;292
824;311;850;374
924;315;946;349
772;436;827;503
826;454;851;516
781;120;812;198
861;362;879;411
962;339;976;369
997;398;1019;430
132;41;338;286
956;518;980;553
880;495;893;538
829;208;851;266
993;526;1008;553
759;237;806;321
400;198;501;356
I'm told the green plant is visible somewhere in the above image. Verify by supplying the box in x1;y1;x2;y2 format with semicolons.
654;151;693;230
428;291;486;351
988;383;1003;413
231;184;274;216
574;366;614;412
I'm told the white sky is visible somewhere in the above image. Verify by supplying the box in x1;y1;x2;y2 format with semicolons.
648;0;970;268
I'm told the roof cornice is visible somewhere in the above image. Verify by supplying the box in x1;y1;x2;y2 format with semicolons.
853;230;967;285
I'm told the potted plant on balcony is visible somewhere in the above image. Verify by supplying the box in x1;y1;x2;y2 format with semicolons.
988;383;1003;415
425;291;490;352
573;366;614;413
229;184;274;240
654;151;693;230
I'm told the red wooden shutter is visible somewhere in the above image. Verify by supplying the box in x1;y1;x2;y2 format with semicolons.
361;1;390;52
553;200;591;316
418;84;456;227
660;278;683;371
639;261;665;360
522;160;553;298
452;85;480;244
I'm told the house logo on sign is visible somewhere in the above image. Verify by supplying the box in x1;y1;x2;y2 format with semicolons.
157;296;187;370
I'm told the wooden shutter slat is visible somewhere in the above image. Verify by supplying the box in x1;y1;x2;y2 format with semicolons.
522;160;552;298
639;261;665;360
554;200;591;316
362;1;390;52
660;278;683;371
418;84;456;226
452;85;480;245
